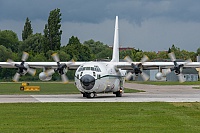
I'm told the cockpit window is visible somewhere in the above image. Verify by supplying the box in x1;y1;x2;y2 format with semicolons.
94;66;101;72
78;67;83;72
78;66;101;72
84;67;90;70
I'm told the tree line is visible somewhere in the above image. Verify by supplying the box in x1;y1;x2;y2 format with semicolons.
0;8;200;81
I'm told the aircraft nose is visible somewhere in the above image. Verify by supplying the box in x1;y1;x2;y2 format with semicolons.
80;74;95;90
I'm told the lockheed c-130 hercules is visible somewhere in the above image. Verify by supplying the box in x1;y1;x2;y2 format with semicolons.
0;16;199;98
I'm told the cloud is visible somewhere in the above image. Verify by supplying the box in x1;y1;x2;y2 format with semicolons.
121;17;200;52
1;0;200;24
0;0;200;52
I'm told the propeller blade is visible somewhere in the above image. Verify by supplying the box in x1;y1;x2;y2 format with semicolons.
168;52;176;61
141;72;149;81
124;56;133;63
178;73;186;83
52;53;60;62
61;74;69;84
184;59;192;65
125;72;133;81
141;55;149;63
164;68;172;76
22;52;29;62
27;68;36;76
46;69;55;76
69;59;75;63
13;73;20;82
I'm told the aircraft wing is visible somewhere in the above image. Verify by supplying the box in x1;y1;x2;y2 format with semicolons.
114;62;200;70
1;61;199;70
0;62;85;70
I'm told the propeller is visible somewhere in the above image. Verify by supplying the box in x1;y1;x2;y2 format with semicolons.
45;53;70;83
124;55;149;81
7;52;36;82
165;52;191;83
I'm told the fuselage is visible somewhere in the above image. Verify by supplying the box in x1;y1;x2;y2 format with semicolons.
74;62;126;94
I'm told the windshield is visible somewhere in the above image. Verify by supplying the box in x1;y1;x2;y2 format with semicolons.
78;66;101;72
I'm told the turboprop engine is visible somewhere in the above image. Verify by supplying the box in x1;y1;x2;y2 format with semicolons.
124;55;150;81
7;52;36;82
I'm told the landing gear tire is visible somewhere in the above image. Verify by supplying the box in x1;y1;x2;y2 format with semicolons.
82;93;87;97
86;93;96;98
115;90;122;97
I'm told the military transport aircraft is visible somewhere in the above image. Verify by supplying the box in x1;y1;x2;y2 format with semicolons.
0;16;200;98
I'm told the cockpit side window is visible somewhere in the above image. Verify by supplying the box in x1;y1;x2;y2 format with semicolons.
94;66;101;72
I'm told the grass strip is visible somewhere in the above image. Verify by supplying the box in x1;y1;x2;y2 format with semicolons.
0;82;141;95
0;102;200;133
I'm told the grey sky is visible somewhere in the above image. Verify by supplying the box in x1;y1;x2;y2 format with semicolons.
0;0;200;52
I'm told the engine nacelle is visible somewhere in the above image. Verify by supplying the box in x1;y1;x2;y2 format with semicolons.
39;72;52;81
155;72;163;80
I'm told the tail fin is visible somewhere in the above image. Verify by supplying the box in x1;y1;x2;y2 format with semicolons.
111;16;119;62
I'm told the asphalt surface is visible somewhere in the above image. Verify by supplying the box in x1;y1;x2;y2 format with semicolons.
0;83;200;103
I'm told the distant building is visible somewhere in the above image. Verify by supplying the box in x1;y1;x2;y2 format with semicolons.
166;68;198;82
196;55;200;78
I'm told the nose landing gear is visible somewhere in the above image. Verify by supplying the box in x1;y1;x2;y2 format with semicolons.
82;92;97;98
114;87;123;97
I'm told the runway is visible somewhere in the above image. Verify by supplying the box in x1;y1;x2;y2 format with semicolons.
0;83;200;103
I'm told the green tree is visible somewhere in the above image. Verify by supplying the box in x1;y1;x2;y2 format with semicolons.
169;44;182;59
96;48;112;60
134;52;144;61
168;48;171;53
84;39;109;53
43;8;62;52
22;17;33;41
157;51;168;59
197;47;200;55
143;51;157;60
84;39;114;60
120;49;136;61
58;50;71;61
19;33;45;54
0;45;16;81
0;45;14;61
0;30;19;52
30;53;47;62
63;36;91;61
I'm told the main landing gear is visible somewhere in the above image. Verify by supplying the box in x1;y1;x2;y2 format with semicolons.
114;88;123;97
82;92;96;98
